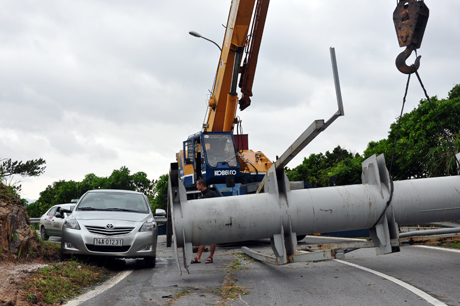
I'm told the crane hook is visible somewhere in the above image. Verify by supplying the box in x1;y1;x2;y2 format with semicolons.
393;0;429;75
395;45;421;74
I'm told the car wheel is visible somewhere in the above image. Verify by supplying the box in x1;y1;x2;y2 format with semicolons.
40;226;49;241
144;255;156;268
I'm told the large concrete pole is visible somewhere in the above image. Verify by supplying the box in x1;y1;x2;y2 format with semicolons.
169;154;460;272
173;175;460;246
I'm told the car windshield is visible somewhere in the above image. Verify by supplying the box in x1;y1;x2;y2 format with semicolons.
77;192;149;213
203;134;238;168
60;205;75;214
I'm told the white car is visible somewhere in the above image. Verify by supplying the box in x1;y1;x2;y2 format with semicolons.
39;203;75;240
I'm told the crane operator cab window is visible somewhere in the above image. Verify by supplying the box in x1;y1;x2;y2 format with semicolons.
184;141;193;164
203;134;238;168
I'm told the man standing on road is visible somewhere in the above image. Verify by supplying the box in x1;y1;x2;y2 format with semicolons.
190;178;219;264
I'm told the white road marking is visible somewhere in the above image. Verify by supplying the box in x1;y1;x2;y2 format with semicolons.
412;245;460;253
335;259;447;306
66;270;133;306
305;235;366;242
239;294;250;306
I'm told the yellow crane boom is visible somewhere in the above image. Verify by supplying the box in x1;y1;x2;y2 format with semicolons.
204;0;268;133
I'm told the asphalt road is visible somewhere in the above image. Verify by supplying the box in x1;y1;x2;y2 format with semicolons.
69;236;460;306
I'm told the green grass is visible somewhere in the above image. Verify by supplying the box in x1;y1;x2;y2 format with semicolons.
165;289;192;305
27;239;61;260
214;258;249;302
438;242;460;249
21;260;112;304
176;290;190;298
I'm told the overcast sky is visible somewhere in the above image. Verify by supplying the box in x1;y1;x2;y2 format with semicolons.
1;0;459;200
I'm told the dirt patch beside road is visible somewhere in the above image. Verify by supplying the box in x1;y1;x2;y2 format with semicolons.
0;239;62;305
0;260;49;306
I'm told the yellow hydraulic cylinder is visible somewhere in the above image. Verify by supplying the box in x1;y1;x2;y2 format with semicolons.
223;93;238;132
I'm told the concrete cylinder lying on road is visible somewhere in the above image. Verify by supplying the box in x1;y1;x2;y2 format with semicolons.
173;176;460;246
169;154;460;271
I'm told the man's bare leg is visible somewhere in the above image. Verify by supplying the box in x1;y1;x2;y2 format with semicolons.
194;245;206;263
206;244;216;263
209;244;216;258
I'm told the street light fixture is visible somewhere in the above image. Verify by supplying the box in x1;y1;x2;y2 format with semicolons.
189;31;222;51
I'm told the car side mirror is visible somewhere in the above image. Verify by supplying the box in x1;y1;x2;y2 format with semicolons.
154;209;166;216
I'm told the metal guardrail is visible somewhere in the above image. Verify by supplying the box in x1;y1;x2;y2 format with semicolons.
30;218;40;224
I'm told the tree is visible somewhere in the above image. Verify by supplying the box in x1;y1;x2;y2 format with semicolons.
28;180;70;217
107;166;133;190
327;155;364;186
286;146;362;187
151;174;168;211
284;85;460;186
0;158;46;206
364;84;460;179
0;158;46;178
425;138;460;177
285;152;325;187
448;84;460;100
27;166;157;217
131;171;154;198
78;173;109;194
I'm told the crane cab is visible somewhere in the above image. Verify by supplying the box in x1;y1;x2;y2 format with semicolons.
177;132;274;196
179;131;240;195
177;131;272;198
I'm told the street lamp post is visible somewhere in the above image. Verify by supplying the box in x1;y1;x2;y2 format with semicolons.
189;31;222;51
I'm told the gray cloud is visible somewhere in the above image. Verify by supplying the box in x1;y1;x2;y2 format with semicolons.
1;0;459;199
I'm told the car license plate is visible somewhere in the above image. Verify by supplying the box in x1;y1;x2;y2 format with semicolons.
94;238;123;246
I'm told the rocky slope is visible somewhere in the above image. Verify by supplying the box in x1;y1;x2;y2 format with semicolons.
0;183;38;257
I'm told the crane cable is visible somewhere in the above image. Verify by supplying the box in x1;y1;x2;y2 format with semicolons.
373;63;460;228
371;74;410;228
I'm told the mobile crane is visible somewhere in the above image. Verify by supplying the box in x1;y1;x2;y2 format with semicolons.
165;1;460;274
172;0;272;198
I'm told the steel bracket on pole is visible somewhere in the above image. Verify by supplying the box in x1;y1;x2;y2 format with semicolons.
270;217;288;264
242;48;347;265
263;163;280;195
245;168;302;264
272;170;299;262
169;169;193;275
168;175;183;275
172;178;194;273
243;215;300;265
285;215;297;257
182;228;192;274
256;47;344;194
362;154;400;255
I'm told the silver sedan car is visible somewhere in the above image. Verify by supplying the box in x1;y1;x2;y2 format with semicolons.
60;189;158;267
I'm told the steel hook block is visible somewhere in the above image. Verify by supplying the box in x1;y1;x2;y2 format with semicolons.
395;46;421;74
393;0;429;74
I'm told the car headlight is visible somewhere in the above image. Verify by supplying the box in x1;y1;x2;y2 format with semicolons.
139;218;156;232
64;216;81;230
